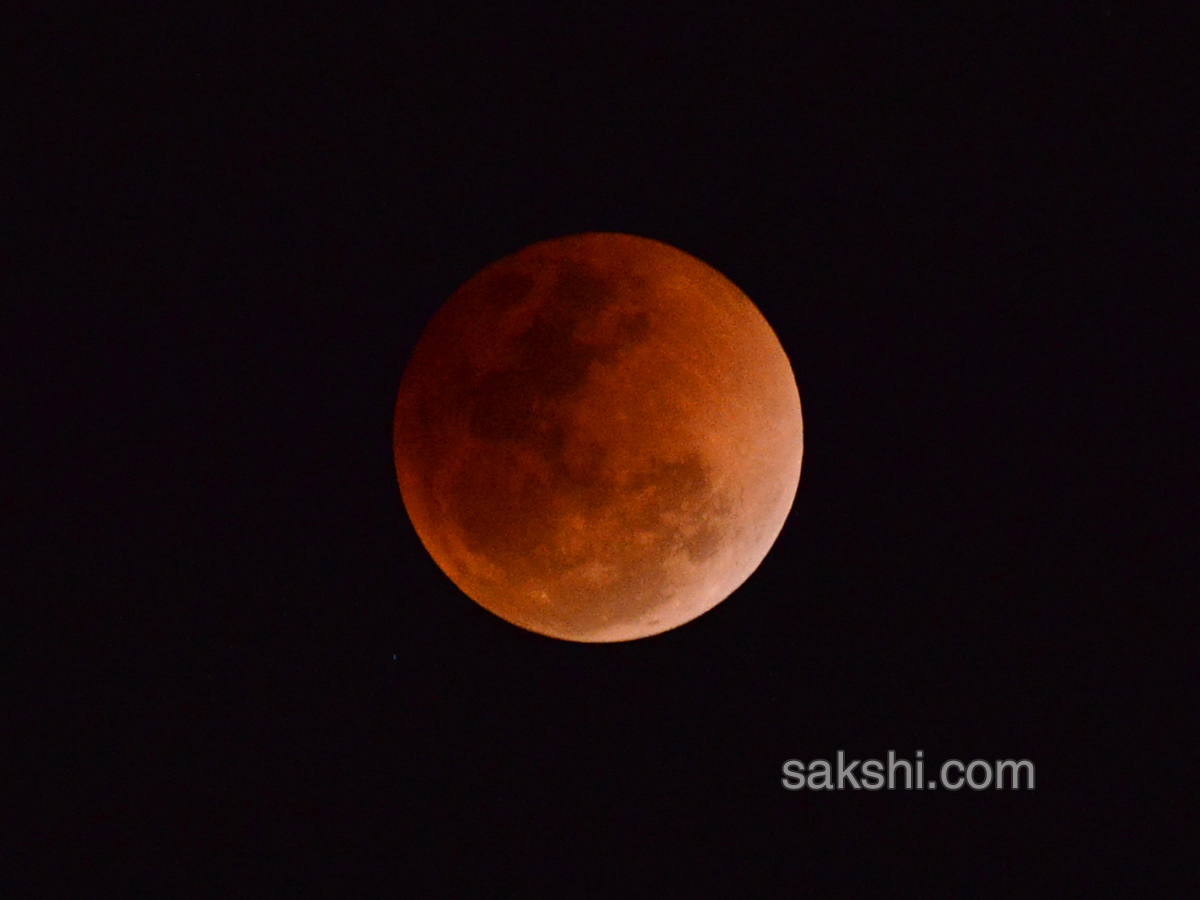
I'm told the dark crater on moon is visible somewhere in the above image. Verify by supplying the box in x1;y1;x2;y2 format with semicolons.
468;261;650;443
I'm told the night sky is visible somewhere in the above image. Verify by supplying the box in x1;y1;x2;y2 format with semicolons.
9;5;1191;894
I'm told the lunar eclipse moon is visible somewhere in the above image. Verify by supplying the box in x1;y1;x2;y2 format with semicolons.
393;233;802;642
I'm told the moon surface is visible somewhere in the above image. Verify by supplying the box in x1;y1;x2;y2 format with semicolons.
393;233;802;642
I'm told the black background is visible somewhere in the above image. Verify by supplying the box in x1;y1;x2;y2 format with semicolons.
8;4;1193;894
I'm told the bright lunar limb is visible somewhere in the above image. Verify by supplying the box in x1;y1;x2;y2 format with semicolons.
393;233;802;642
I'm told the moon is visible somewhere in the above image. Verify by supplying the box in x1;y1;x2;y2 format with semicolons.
393;233;802;642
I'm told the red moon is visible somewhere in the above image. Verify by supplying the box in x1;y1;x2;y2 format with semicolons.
393;233;802;642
